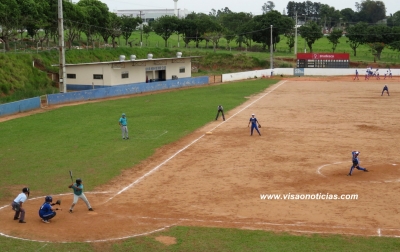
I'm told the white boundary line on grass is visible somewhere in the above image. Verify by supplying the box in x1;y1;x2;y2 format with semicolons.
105;80;288;202
0;224;177;243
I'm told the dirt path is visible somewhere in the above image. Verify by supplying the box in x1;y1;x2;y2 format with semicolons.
1;76;400;242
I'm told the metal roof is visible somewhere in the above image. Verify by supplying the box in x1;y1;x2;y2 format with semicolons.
52;56;201;67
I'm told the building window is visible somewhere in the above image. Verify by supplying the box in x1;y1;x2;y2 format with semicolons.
121;72;129;78
93;74;103;79
67;74;76;79
179;67;185;73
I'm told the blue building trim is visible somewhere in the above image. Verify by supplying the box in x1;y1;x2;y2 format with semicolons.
48;76;209;105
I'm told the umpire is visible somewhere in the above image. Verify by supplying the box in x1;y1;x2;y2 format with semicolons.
215;105;225;121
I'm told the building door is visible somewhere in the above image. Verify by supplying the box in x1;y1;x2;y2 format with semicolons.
158;70;166;81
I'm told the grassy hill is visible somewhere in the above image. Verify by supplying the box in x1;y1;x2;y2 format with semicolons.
1;31;400;104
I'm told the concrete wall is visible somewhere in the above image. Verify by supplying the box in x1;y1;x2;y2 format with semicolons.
0;97;41;117
222;69;273;82
48;76;209;105
222;68;399;82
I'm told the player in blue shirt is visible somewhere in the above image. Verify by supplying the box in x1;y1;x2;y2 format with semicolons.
348;151;368;176
353;69;359;80
39;196;57;223
248;114;261;136
119;113;129;139
381;85;389;96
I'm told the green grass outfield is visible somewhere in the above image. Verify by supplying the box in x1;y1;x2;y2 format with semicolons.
1;79;400;251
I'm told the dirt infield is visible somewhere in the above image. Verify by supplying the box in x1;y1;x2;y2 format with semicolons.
1;76;400;242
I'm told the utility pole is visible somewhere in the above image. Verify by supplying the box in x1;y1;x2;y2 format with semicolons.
303;15;307;53
270;25;273;76
177;9;180;48
58;0;66;93
294;11;297;55
140;10;143;47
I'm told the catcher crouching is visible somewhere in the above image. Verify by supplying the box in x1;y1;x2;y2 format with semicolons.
39;196;61;223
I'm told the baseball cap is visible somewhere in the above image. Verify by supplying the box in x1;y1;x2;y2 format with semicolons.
252;113;255;116
122;113;126;116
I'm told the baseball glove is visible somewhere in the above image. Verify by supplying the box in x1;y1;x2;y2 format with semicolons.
258;124;261;128
51;200;61;206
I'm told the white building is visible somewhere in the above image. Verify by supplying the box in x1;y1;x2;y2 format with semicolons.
56;53;200;90
115;8;190;25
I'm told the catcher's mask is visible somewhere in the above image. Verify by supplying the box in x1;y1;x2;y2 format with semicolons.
22;187;30;197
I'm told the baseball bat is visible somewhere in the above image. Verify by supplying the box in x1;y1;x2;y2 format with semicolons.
69;170;73;183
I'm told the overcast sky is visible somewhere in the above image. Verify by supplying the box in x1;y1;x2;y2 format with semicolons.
97;0;400;15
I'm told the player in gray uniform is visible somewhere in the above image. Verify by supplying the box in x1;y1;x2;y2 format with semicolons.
68;178;93;213
12;187;29;223
215;105;225;121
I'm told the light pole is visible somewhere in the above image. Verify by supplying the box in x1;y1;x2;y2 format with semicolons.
177;9;180;48
303;14;307;53
294;11;297;55
270;25;273;76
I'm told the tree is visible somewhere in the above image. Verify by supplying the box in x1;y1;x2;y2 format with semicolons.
298;21;323;52
64;1;86;49
152;15;180;47
345;22;368;56
221;12;253;48
364;25;393;60
327;29;343;52
107;13;123;48
285;28;295;53
387;11;400;27
389;26;400;51
340;8;357;25
0;0;20;51
142;24;152;46
262;1;275;14
77;0;110;44
251;11;294;51
120;15;142;46
358;0;386;24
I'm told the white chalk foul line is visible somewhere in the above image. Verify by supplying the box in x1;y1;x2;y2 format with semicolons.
0;191;113;211
106;80;287;202
105;136;205;202
209;80;287;132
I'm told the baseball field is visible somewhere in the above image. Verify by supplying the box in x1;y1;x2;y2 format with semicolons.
1;77;400;251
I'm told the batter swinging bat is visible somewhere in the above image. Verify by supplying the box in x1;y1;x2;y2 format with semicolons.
69;170;73;183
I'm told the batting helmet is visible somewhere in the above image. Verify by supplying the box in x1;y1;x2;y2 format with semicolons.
22;187;30;197
76;178;82;184
45;196;53;203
